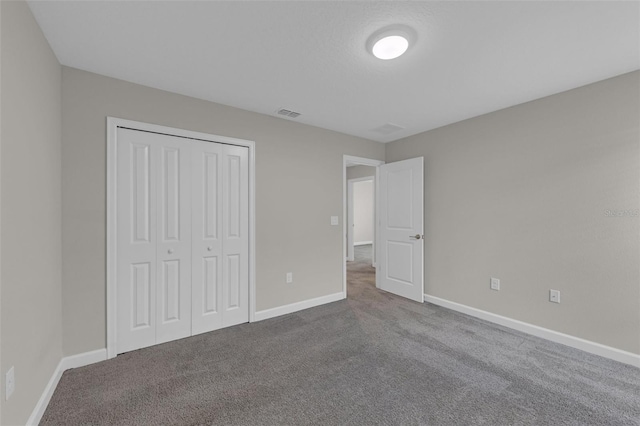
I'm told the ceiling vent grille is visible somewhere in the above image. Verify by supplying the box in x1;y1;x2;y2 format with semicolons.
372;123;404;135
277;108;301;118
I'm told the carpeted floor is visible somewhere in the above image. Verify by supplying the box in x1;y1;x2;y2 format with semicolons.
41;247;640;425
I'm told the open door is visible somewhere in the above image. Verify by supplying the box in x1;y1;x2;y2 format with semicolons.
377;157;424;302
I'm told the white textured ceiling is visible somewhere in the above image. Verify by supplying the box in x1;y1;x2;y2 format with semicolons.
28;1;640;143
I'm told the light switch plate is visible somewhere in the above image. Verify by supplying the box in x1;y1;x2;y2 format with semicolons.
330;216;339;226
550;289;561;303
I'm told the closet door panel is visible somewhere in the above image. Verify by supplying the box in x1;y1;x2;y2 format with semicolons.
222;145;249;327
116;129;158;354
191;141;224;335
156;137;192;344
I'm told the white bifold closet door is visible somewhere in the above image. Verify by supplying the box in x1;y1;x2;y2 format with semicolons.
116;128;248;354
191;140;249;335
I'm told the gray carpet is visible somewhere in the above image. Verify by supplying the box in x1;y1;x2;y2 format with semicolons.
353;243;373;263
41;250;640;425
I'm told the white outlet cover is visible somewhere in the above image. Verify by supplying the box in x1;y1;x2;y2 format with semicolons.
286;272;293;284
6;366;15;400
490;277;500;291
330;216;339;226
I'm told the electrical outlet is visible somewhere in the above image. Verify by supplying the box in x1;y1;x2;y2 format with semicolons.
6;366;15;400
330;216;339;226
490;277;500;291
286;272;293;284
550;289;561;303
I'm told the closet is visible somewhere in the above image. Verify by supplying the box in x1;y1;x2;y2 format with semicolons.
115;127;249;354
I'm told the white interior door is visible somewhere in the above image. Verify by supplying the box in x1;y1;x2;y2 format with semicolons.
116;128;249;354
191;142;249;333
116;129;158;353
117;129;192;352
191;140;224;335
155;134;192;345
377;157;424;302
221;145;249;327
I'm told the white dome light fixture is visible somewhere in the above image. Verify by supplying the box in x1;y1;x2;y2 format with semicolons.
367;25;416;61
372;35;409;60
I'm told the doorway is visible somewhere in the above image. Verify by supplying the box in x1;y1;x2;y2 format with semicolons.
343;154;425;303
347;176;375;265
342;156;384;297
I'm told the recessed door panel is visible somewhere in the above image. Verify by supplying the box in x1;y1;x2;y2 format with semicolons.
131;262;151;328
161;260;181;323
387;169;413;230
227;155;241;239
162;147;181;242
226;254;240;309
386;241;413;285
131;144;151;243
203;256;218;314
204;153;219;240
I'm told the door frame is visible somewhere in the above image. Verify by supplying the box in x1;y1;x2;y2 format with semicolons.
342;155;384;297
347;176;375;264
106;117;256;359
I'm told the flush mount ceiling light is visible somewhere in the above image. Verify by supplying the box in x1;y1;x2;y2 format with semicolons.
373;35;408;60
367;25;416;60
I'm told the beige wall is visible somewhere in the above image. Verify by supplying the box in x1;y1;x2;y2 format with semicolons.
346;165;377;252
1;2;63;424
347;165;376;180
386;71;640;354
61;67;385;356
353;180;374;244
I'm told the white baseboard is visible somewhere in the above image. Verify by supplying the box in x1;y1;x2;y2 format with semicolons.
424;294;640;368
60;348;107;371
27;348;107;426
254;292;345;322
354;241;373;246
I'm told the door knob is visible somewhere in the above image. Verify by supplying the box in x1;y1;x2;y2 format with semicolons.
207;246;213;251
168;249;174;254
409;234;423;240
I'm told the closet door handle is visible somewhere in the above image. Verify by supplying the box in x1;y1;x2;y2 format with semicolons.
207;246;213;251
168;249;174;254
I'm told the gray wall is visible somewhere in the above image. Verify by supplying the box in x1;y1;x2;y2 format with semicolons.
1;2;63;424
347;165;376;180
61;67;385;356
353;181;374;244
386;71;640;354
346;165;377;253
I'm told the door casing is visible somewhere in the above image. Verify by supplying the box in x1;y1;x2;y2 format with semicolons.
107;117;256;359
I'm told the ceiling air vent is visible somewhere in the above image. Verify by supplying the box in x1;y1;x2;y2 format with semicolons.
277;108;301;118
372;123;404;135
